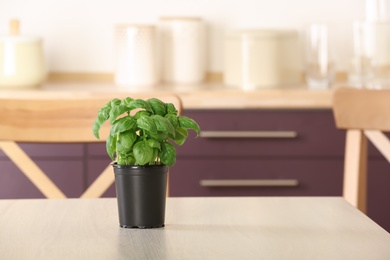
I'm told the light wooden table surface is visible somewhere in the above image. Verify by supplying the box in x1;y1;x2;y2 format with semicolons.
1;197;389;259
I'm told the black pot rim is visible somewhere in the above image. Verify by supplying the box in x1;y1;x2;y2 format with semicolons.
112;162;168;169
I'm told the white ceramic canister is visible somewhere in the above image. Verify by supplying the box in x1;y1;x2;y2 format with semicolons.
0;20;46;88
114;24;159;87
223;29;302;90
159;17;206;84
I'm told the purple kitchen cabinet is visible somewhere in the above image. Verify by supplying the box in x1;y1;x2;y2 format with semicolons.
86;142;116;197
86;157;116;197
170;109;346;196
0;143;84;198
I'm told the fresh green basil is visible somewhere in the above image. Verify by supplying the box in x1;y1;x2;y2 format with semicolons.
92;97;201;166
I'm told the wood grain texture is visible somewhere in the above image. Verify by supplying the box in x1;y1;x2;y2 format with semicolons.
333;87;390;131
0;197;389;260
343;130;367;212
333;87;390;213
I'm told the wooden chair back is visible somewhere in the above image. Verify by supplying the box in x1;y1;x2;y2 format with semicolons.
333;87;390;212
0;93;182;199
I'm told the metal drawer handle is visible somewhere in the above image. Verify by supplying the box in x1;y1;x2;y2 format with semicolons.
200;131;298;138
200;179;299;187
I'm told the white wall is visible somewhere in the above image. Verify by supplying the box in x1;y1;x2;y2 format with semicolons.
0;0;365;73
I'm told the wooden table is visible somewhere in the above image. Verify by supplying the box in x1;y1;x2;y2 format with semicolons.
1;197;389;259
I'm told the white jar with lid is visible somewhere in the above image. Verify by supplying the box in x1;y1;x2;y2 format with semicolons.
159;17;206;84
0;19;46;88
223;29;302;89
114;24;159;87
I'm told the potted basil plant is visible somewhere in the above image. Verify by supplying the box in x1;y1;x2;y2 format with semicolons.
92;97;200;228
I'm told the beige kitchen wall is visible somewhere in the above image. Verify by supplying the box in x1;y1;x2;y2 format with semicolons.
0;0;365;74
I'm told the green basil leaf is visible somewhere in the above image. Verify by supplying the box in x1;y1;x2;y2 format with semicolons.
118;131;137;149
110;98;121;107
92;118;103;139
128;99;153;113
147;139;161;150
109;105;129;124
170;127;188;146
134;110;150;120
166;103;178;116
98;103;111;122
151;115;175;136
110;117;136;136
120;97;133;106
149;131;167;142
148;98;166;116
116;141;127;152
117;152;135;165
178;116;201;136
106;134;117;160
148;148;160;165
160;142;176;166
92;102;112;139
133;141;154;165
165;114;179;128
137;116;157;134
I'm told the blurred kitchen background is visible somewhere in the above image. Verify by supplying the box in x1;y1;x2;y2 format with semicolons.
0;0;366;76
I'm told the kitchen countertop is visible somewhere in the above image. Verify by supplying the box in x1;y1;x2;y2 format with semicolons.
0;82;336;110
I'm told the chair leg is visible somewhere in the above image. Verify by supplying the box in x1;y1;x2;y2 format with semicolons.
365;130;390;164
80;164;114;198
343;130;367;213
0;141;66;199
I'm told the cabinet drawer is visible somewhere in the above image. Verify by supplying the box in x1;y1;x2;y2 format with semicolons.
178;109;345;157
169;158;343;197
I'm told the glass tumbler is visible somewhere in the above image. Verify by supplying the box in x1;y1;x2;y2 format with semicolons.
304;23;335;90
348;21;390;89
348;21;375;88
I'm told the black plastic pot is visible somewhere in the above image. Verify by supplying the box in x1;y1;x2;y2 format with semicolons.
113;164;168;228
